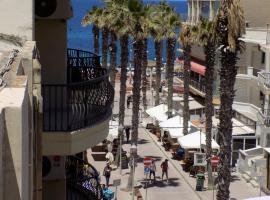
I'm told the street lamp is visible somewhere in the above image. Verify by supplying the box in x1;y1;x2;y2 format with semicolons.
130;144;137;200
199;117;205;153
118;125;124;175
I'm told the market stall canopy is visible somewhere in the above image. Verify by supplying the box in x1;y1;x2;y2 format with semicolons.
173;96;194;102
212;117;255;136
177;131;220;149
146;104;175;122
107;120;119;142
179;100;204;111
159;115;197;139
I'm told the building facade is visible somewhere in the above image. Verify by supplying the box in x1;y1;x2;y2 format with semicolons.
182;0;270;188
0;0;114;199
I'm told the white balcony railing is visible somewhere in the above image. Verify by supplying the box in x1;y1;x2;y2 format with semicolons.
258;71;270;89
257;109;270;127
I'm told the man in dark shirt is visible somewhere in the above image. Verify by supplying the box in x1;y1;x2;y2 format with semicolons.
125;126;130;143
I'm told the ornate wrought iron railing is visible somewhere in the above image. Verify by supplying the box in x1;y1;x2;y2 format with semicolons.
66;156;102;200
178;75;206;93
42;69;114;131
67;48;100;67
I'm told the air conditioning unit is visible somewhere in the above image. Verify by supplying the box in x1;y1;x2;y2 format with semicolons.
43;156;66;180
35;0;72;19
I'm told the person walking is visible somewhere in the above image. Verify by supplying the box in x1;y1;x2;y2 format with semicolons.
161;159;169;182
127;96;131;109
103;162;112;187
149;160;156;182
125;126;130;143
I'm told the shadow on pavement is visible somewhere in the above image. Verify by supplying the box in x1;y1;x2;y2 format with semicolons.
136;155;163;163
137;139;150;145
230;175;241;182
140;177;180;188
91;153;106;161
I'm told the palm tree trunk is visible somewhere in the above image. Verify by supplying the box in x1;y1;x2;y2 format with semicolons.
154;40;162;106
92;24;100;55
109;31;117;88
216;2;241;198
116;35;128;167
127;35;143;192
102;27;109;68
204;42;215;188
183;44;191;135
142;38;148;113
131;38;143;145
216;50;237;200
166;37;176;119
119;35;129;126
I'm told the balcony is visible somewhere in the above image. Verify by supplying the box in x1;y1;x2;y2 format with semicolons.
258;71;270;94
42;49;114;155
66;156;102;200
177;74;206;97
257;109;270;127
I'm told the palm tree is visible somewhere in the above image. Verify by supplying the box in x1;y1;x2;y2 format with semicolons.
147;3;169;106
213;0;245;199
101;28;109;69
93;24;100;55
108;0;130;127
141;38;148;112
123;0;145;191
165;10;181;119
192;18;217;188
82;6;103;54
128;0;145;145
109;30;117;88
180;25;192;135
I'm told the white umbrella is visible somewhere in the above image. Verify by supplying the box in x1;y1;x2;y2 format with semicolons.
159;116;194;139
178;131;219;149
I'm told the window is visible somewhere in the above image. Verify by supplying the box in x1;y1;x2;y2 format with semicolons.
266;134;270;147
233;139;244;150
262;52;266;64
245;139;256;150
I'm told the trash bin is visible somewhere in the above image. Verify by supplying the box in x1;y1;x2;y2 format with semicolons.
195;173;205;191
121;154;129;169
103;188;114;200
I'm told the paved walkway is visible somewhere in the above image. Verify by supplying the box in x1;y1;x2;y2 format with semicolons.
87;78;265;200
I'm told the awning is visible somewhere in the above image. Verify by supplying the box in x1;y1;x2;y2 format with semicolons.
177;131;220;149
179;100;204;111
146;104;169;122
159;115;197;139
107;120;119;142
175;58;206;76
212;117;255;136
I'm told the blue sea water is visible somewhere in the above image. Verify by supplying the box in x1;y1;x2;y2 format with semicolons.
68;0;188;63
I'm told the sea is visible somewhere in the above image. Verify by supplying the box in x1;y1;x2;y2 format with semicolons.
68;0;188;63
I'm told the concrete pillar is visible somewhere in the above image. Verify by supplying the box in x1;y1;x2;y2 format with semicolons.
246;44;253;70
265;51;270;73
264;95;270;112
247;67;254;76
209;0;214;21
